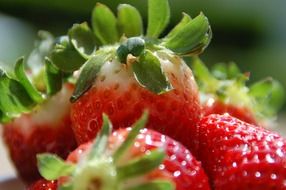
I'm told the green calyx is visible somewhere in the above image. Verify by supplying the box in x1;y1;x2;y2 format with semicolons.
191;57;284;122
37;112;175;190
48;0;211;101
0;31;71;123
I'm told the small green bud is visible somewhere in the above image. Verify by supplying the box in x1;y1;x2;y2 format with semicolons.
127;37;145;56
116;37;145;63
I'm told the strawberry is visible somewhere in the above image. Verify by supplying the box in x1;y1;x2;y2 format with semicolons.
34;112;211;190
190;57;284;127
27;179;57;190
51;0;212;150
1;32;77;184
196;114;286;190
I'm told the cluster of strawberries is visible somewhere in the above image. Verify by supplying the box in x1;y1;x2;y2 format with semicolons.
1;0;286;189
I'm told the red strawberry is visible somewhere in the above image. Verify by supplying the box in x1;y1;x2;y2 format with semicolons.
191;57;284;127
1;32;77;184
196;114;286;190
54;0;212;152
35;113;211;190
3;84;77;184
27;179;57;190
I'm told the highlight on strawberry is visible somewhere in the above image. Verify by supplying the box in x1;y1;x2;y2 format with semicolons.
1;31;77;184
190;57;284;127
32;112;211;190
49;0;212;154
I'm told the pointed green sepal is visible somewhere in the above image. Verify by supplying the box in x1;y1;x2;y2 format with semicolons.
68;22;97;59
44;57;63;96
70;51;112;102
211;62;243;80
37;154;76;181
117;149;165;180
117;4;143;37
165;13;192;40
0;109;9;123
14;57;44;103
191;57;218;92
127;180;175;190
0;69;35;119
133;50;172;94
113;111;149;163
92;3;119;45
249;78;285;117
51;36;86;72
162;13;211;55
88;114;112;159
147;0;170;38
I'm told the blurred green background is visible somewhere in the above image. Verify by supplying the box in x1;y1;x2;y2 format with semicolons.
0;0;286;107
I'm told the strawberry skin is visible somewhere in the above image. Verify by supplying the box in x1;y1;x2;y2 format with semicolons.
65;127;210;190
3;84;77;184
71;58;201;152
197;114;286;190
27;179;57;190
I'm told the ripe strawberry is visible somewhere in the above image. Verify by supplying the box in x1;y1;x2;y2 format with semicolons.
1;32;77;184
3;84;77;184
27;179;57;190
191;57;284;127
52;0;211;151
35;113;211;190
197;114;286;190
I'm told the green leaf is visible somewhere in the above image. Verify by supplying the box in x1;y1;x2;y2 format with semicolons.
162;13;210;55
113;111;148;163
133;50;172;94
0;107;10;123
88;114;112;159
68;22;96;59
147;0;170;38
117;149;165;180
0;70;35;117
92;3;119;45
165;13;192;40
37;154;75;181
249;78;284;116
44;58;63;96
70;51;112;102
117;4;143;37
127;180;175;190
51;36;86;72
211;62;241;80
14;57;44;103
191;58;217;92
